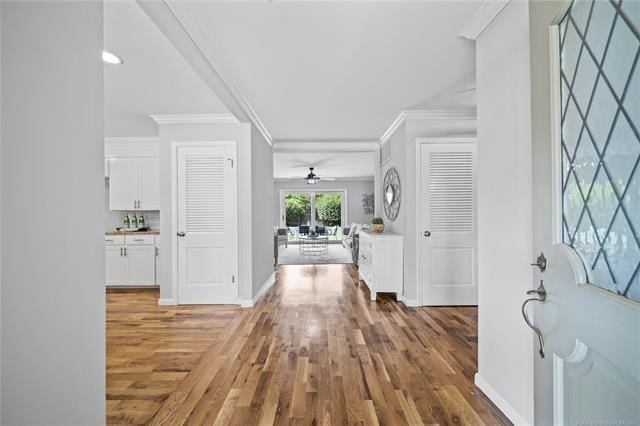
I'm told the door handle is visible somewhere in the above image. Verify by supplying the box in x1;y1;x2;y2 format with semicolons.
177;231;186;237
123;247;127;257
521;280;547;359
120;247;123;256
423;231;431;237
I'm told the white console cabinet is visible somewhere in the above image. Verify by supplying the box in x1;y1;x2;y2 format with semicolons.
358;229;403;301
105;234;158;287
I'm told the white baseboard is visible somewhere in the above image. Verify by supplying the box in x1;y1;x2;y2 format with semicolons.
239;271;276;308
157;298;176;306
474;373;530;426
397;294;421;307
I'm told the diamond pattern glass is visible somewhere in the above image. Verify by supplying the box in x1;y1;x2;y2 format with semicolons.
560;0;640;302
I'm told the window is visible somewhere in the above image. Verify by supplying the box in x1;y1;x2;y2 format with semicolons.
559;0;640;302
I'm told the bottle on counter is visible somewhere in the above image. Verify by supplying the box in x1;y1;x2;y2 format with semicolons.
122;214;130;229
131;214;138;229
138;214;145;229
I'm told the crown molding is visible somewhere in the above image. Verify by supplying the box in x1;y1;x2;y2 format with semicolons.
137;0;273;145
379;109;477;145
272;139;380;152
150;113;239;125
459;0;511;40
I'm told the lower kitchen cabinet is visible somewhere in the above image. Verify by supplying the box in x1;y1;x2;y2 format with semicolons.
105;234;158;287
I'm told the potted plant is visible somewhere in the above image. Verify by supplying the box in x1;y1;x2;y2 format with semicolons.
371;217;384;233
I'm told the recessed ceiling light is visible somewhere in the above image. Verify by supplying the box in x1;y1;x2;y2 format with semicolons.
102;50;123;65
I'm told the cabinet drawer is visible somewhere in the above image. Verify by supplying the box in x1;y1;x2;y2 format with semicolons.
105;235;125;245
125;234;155;245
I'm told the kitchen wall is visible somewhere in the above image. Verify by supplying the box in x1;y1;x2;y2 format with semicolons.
273;179;375;227
1;2;105;423
104;179;160;230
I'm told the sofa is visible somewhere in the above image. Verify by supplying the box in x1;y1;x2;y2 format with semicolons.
342;223;370;264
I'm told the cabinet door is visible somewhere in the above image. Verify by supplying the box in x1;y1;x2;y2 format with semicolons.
137;158;160;210
109;158;139;210
106;246;127;285
125;245;156;286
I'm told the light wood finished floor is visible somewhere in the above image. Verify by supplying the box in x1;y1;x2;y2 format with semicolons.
107;264;509;425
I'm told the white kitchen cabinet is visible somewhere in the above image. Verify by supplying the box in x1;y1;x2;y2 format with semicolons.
358;229;404;301
105;245;127;285
108;157;159;211
105;234;158;287
125;245;156;285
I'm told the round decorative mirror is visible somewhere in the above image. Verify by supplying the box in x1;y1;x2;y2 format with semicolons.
383;167;401;221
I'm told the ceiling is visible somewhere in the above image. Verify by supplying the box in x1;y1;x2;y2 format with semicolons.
104;0;230;137
167;1;479;141
273;151;376;180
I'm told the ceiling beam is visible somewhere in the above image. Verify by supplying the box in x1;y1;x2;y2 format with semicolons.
136;0;273;145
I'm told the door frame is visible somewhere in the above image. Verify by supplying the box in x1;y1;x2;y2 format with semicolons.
415;137;478;306
278;188;348;231
170;140;239;305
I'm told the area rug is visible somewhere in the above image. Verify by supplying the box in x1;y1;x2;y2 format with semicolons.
277;244;353;265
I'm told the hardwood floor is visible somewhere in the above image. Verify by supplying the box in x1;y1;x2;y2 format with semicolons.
107;265;509;425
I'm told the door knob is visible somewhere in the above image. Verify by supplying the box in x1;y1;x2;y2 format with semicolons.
177;231;186;237
423;231;431;237
531;252;547;272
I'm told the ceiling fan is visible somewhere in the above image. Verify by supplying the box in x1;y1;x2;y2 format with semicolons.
299;167;335;185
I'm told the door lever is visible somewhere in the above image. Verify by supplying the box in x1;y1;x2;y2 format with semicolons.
521;280;547;359
177;231;186;237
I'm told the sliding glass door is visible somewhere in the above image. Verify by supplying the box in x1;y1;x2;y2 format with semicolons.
282;190;345;241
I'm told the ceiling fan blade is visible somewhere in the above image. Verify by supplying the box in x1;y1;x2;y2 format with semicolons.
321;177;336;181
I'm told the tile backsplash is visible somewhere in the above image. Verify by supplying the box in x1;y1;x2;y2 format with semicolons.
105;180;159;230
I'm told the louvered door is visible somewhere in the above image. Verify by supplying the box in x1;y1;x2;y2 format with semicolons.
420;142;477;305
177;143;237;304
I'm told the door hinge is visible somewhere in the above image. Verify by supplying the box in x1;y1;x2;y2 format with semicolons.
232;275;235;284
227;158;234;168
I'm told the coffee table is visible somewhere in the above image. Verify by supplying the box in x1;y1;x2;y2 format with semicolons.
299;235;329;256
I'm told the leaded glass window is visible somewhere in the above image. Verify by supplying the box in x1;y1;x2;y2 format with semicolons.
560;0;640;302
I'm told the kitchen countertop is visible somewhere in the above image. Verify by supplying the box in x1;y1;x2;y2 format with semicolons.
105;229;160;235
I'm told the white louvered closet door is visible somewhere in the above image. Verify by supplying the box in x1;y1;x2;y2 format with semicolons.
420;142;477;306
177;144;237;304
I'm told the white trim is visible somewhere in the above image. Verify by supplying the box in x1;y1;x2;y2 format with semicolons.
150;114;238;125
240;271;276;308
415;137;478;307
397;294;420;307
157;298;176;306
272;140;379;152
474;373;530;426
459;0;511;40
550;25;564;244
170;140;239;305
553;339;589;425
380;109;477;145
104;137;160;144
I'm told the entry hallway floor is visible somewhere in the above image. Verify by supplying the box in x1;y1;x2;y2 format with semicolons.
107;265;509;425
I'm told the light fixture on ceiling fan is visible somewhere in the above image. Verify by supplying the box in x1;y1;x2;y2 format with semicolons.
302;167;335;185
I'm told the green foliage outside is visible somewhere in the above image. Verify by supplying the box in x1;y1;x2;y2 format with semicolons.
284;194;311;226
315;193;342;226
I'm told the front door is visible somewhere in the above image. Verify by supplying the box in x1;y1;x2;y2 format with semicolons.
177;143;237;304
531;1;640;423
420;140;477;305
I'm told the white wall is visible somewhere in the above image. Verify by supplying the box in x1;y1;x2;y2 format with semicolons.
273;179;374;227
380;117;476;303
1;2;105;423
475;1;534;424
251;127;275;295
157;123;272;303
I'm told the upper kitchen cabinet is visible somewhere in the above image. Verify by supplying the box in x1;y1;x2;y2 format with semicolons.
106;137;160;211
